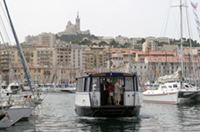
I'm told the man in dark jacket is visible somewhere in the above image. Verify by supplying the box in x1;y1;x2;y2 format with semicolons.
101;80;108;106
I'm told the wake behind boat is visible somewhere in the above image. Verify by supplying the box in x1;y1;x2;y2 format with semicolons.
75;72;142;117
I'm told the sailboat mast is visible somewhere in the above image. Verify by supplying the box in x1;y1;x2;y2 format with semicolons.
180;0;184;84
3;0;34;95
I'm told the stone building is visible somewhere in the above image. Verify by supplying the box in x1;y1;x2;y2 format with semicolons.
57;12;90;36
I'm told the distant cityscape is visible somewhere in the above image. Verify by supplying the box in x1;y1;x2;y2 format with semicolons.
1;12;200;85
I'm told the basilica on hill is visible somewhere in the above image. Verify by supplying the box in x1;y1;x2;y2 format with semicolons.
57;12;90;37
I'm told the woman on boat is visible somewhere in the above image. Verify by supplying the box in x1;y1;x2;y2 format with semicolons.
114;80;125;105
107;82;115;105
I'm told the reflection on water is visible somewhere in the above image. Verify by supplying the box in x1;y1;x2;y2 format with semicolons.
2;93;200;131
77;117;140;132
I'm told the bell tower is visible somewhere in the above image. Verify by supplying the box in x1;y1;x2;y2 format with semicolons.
76;11;80;31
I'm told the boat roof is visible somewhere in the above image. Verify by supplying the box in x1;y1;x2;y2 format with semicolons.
77;72;137;79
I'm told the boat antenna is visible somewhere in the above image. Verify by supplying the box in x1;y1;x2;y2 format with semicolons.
3;0;34;95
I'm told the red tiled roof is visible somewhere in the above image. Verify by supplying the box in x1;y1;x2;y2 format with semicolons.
34;44;49;47
137;51;173;55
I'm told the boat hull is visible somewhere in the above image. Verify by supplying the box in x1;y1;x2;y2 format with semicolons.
142;91;179;104
75;105;141;117
0;106;32;128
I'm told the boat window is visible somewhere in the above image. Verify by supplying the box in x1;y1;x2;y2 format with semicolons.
173;84;178;88
168;86;172;88
125;77;133;91
185;85;189;88
133;77;138;91
85;77;90;92
92;77;99;91
11;86;19;90
77;78;85;92
161;86;167;88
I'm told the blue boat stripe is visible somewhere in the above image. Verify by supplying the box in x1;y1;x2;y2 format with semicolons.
89;93;92;107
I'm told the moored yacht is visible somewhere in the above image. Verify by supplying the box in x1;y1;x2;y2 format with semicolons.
5;82;21;94
143;81;200;104
75;72;142;117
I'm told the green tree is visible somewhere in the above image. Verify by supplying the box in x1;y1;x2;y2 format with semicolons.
71;39;80;44
98;41;108;47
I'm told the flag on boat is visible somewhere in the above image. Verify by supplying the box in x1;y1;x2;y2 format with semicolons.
191;1;198;11
177;45;182;58
191;1;200;39
197;27;200;37
193;10;199;19
110;60;113;66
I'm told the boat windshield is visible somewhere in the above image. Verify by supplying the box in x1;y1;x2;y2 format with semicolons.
173;84;178;88
11;86;19;90
184;85;189;88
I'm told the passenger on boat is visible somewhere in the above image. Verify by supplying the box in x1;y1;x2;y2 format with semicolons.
105;78;109;86
120;85;125;105
114;80;125;105
101;80;109;106
107;82;115;105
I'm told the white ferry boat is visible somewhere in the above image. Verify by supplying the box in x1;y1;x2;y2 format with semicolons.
75;72;142;117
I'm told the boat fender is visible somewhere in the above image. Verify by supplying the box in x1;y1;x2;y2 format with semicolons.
82;99;86;106
143;87;146;91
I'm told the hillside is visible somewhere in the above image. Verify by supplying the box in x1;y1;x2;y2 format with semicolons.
55;34;98;42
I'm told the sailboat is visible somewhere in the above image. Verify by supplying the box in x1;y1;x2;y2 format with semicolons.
142;0;200;104
0;1;44;127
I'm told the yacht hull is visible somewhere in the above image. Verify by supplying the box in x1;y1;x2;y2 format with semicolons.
142;91;179;104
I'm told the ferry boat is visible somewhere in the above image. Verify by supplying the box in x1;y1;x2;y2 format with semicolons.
74;72;142;117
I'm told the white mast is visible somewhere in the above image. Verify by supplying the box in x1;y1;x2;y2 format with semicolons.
180;0;184;86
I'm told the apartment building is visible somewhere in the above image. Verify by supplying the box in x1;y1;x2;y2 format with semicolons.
85;47;106;70
34;44;55;66
39;32;55;46
135;51;174;63
25;35;39;45
72;44;86;72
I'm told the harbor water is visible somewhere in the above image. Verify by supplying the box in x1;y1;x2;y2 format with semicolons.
2;92;200;131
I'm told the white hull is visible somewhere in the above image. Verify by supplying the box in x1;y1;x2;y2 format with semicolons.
143;90;179;104
0;106;32;128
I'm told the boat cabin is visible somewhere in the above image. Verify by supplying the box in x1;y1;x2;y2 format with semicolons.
76;72;140;107
75;72;141;117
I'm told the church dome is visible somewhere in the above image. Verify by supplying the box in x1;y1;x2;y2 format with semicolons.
68;21;72;25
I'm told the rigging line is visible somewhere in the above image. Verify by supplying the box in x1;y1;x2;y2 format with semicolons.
0;1;34;86
161;0;173;37
0;1;12;33
185;0;196;84
3;0;34;96
0;15;23;75
0;32;20;89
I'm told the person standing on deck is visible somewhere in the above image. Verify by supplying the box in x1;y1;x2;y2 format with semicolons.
101;80;108;106
114;79;125;105
107;82;115;105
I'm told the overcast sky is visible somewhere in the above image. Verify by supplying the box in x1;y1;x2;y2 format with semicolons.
0;0;200;43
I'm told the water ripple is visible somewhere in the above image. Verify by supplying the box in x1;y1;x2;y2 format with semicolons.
2;93;200;131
